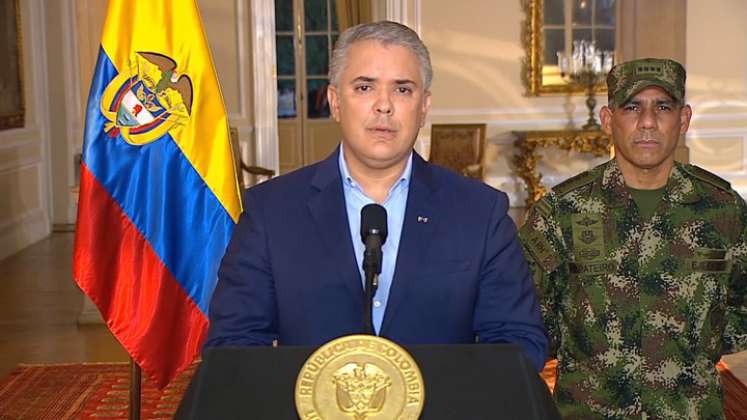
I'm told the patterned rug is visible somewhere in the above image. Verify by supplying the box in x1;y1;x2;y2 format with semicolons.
0;359;744;419
0;362;194;419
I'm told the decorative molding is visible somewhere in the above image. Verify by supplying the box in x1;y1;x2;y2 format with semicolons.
78;297;104;324
685;130;747;181
413;0;421;35
0;208;49;261
387;0;421;34
386;0;405;24
690;113;747;123
429;102;605;117
0;126;43;147
250;0;279;175
233;0;249;121
27;0;53;235
428;116;596;130
686;128;747;139
62;0;84;224
0;141;43;173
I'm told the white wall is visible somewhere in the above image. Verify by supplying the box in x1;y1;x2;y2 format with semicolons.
686;0;747;196
0;0;54;260
416;0;608;207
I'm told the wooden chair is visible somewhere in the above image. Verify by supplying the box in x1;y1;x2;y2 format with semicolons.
229;127;274;187
428;123;487;180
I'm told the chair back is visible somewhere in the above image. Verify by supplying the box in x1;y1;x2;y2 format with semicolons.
429;124;487;180
229;127;275;187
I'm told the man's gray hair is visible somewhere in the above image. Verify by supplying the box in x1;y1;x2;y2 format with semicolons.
329;21;433;90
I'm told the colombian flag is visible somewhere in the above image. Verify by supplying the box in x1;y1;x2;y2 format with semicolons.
73;0;241;388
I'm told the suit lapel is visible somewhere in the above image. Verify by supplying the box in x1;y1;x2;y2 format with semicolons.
306;149;363;307
380;154;438;334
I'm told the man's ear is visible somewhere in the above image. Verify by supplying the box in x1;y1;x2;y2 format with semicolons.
419;90;432;128
679;104;693;134
327;84;340;122
600;105;613;136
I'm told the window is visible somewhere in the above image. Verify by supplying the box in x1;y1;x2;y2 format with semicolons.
275;0;340;119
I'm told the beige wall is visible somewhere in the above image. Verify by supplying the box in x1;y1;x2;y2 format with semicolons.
418;0;608;207
414;0;747;206
685;1;747;195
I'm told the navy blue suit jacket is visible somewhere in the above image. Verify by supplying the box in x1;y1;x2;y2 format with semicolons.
205;149;548;370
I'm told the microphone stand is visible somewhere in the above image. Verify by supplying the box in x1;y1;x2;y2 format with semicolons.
363;271;378;335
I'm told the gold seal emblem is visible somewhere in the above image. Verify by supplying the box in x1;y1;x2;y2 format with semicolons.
295;335;425;420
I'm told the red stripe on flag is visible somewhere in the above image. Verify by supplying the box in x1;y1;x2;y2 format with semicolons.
73;164;207;388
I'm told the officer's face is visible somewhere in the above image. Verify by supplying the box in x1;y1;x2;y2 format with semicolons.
328;40;431;175
601;86;692;178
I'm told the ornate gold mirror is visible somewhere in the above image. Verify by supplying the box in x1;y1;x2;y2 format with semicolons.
523;0;618;95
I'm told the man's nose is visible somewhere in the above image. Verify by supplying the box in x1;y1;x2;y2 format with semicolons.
637;106;657;130
374;91;393;115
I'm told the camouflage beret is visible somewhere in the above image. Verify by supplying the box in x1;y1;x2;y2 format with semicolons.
606;58;686;107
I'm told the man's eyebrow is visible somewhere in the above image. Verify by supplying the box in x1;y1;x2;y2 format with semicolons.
351;76;376;84
625;97;676;106
394;78;417;85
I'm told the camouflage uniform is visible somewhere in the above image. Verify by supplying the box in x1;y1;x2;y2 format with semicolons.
520;159;747;419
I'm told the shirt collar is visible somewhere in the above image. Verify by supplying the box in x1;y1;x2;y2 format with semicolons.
338;144;413;191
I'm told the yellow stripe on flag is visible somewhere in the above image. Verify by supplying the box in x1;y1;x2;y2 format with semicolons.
100;0;242;221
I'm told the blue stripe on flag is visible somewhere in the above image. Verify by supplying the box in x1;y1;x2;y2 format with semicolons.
82;49;234;315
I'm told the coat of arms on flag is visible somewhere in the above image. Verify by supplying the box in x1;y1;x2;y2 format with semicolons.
101;52;193;145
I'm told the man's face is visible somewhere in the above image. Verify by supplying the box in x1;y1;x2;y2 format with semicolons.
601;86;692;176
327;40;431;172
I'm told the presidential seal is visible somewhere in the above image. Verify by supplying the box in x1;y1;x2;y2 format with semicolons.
295;335;425;420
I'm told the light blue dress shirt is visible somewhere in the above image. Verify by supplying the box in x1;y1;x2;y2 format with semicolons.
339;146;411;334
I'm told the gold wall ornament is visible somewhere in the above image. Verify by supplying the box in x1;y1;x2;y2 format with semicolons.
522;0;610;96
513;129;612;207
295;335;425;420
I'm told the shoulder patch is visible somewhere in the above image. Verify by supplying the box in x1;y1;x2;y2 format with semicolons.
531;196;552;218
520;227;560;273
552;170;595;197
682;164;731;191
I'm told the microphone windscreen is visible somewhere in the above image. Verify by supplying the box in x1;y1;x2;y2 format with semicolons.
360;203;388;244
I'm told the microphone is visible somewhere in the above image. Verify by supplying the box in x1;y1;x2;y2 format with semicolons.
360;204;388;276
360;204;387;335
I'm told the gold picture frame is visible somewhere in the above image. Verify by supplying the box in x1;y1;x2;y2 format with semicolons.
522;0;607;96
0;0;24;130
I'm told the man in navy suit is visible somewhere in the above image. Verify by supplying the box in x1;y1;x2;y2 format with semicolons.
205;21;548;371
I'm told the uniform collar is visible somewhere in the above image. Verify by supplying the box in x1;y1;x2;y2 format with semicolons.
597;159;701;207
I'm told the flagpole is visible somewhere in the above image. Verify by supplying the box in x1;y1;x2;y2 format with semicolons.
130;358;142;420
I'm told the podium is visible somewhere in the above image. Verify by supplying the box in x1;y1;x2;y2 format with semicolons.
176;343;560;419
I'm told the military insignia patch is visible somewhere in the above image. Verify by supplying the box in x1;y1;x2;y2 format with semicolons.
579;230;597;244
570;261;617;275
577;247;601;261
571;214;605;263
521;228;559;273
575;216;599;227
100;52;193;145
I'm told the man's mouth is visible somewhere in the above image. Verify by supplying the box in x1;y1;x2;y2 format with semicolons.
633;138;659;147
368;126;397;136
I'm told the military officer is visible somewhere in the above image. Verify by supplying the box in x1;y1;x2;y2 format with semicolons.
520;58;747;419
